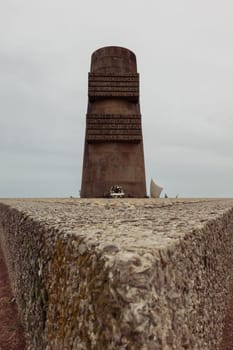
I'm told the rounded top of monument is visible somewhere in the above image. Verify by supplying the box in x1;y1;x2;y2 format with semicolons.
90;46;137;74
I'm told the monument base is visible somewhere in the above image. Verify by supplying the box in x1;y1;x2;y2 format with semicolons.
81;142;146;198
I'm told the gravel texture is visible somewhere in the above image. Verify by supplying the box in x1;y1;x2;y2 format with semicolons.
0;243;26;350
0;198;233;349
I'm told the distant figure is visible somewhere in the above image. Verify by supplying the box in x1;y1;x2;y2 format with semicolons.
109;185;125;198
164;193;168;198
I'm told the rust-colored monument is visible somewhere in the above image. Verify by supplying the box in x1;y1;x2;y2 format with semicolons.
81;46;147;197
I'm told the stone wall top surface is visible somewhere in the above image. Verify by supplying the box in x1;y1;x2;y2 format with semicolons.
1;198;233;349
1;198;233;253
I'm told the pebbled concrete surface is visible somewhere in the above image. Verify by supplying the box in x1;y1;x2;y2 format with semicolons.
0;243;26;350
0;198;233;349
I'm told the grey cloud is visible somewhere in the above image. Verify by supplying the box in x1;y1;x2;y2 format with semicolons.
1;0;233;197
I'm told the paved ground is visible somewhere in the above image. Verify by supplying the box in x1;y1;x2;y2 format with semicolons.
0;244;26;350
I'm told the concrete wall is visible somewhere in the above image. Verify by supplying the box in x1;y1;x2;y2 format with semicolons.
0;198;233;350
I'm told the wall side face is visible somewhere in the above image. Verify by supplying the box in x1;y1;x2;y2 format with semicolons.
0;206;48;349
81;46;147;198
0;199;233;349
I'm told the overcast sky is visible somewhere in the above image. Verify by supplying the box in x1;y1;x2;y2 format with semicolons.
1;0;233;198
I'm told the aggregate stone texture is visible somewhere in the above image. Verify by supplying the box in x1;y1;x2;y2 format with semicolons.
0;198;233;350
0;243;26;349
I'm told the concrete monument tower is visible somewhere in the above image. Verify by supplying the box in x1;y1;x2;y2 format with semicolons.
81;46;146;197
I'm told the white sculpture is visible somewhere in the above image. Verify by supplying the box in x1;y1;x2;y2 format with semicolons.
150;179;163;198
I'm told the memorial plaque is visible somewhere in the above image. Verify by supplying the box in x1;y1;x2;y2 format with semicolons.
86;114;142;142
88;73;139;101
81;46;147;198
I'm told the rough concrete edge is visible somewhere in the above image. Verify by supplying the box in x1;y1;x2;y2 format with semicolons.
0;202;233;349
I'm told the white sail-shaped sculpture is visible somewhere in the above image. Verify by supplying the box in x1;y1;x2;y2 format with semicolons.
150;179;163;198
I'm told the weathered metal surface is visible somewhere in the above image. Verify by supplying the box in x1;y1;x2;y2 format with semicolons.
81;46;147;198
